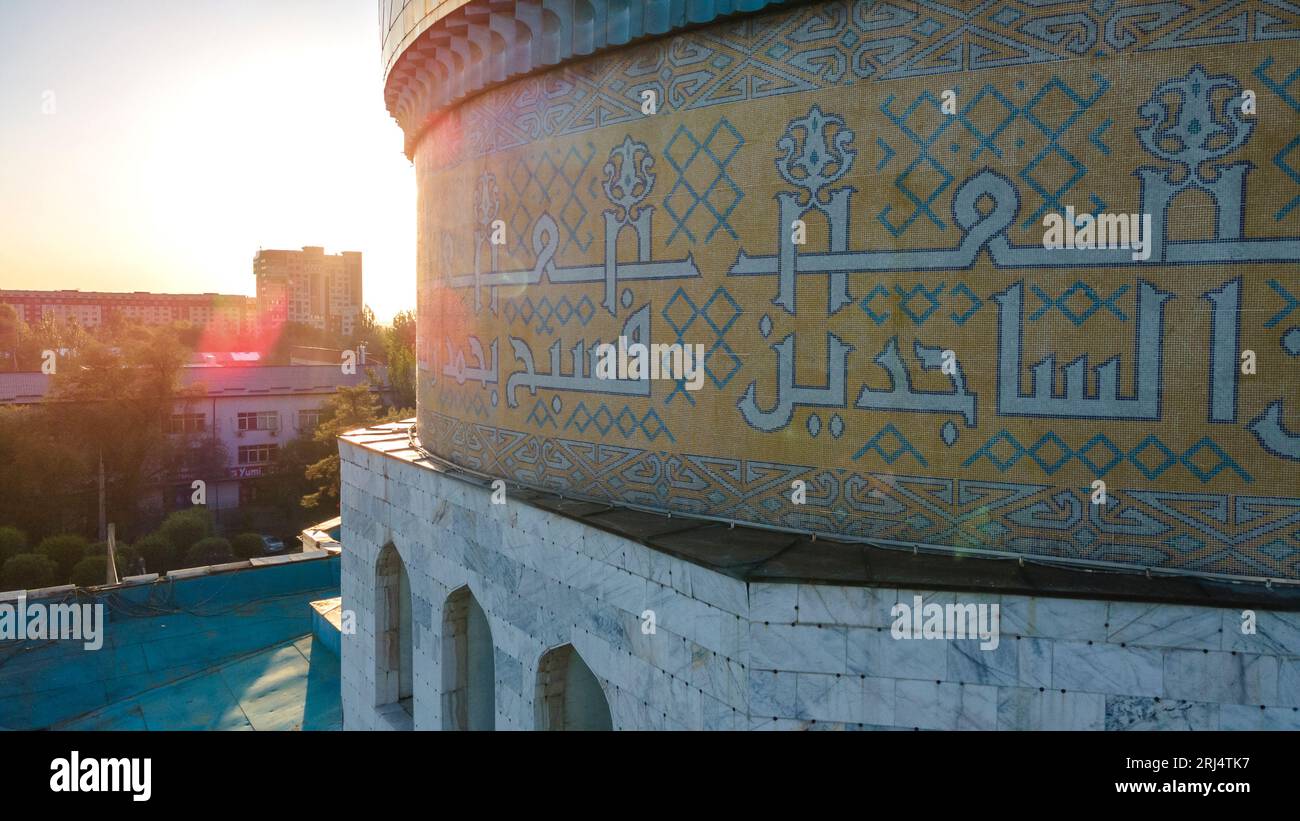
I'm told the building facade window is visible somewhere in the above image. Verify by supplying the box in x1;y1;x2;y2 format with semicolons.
166;413;206;434
237;443;278;464
297;409;321;432
237;411;279;432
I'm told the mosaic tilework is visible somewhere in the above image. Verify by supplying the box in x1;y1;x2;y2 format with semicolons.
412;0;1300;580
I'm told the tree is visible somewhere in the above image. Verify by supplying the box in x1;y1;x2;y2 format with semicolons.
0;526;27;563
15;312;93;371
385;309;417;412
1;554;58;590
266;321;345;365
158;508;212;557
0;314;211;550
133;533;176;575
231;532;266;559
301;383;396;510
254;434;327;510
185;536;233;567
0;405;89;540
41;324;192;538
353;305;380;349
36;534;89;580
71;556;110;588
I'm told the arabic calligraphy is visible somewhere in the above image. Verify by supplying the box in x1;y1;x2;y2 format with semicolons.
993;281;1171;420
505;305;653;407
447;139;700;316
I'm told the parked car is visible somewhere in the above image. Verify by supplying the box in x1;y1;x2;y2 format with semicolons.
260;535;286;554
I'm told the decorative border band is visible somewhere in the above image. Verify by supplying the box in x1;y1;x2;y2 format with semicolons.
382;0;799;155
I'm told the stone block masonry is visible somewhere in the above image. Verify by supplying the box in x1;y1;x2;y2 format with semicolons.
339;427;1300;731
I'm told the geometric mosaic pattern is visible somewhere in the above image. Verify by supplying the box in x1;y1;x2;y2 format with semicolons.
660;286;743;405
662;120;745;244
429;410;1300;579
963;431;1253;483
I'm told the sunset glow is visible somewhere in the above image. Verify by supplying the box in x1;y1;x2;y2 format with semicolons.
0;0;415;322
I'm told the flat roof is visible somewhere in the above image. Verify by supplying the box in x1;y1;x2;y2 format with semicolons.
0;557;341;730
0;364;389;404
342;421;1300;610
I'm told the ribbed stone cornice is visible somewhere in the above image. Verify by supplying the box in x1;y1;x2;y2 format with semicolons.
382;0;799;157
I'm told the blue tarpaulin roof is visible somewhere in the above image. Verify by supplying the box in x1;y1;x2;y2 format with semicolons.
0;557;340;730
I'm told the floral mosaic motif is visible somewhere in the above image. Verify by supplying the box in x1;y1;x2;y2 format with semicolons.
776;104;856;209
1138;64;1254;184
474;172;501;228
603;136;656;223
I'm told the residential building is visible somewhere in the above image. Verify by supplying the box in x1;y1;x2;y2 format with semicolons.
0;289;255;335
0;364;389;510
254;246;363;337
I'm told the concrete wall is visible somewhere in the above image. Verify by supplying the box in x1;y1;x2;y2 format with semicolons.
340;438;1300;730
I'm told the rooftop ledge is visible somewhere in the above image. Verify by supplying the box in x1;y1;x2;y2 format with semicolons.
340;420;1300;611
380;0;801;157
0;549;335;603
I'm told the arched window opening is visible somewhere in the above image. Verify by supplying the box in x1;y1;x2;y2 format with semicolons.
375;544;413;718
535;644;612;731
442;586;496;730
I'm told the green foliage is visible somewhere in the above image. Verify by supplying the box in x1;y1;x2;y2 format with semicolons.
86;540;140;575
159;508;213;555
248;434;330;533
301;384;386;511
231;532;265;559
70;556;110;588
35;533;89;579
0;526;27;562
5;322;196;539
113;545;143;576
1;553;58;590
0;307;416;561
0;405;89;543
385;309;417;411
352;305;382;354
12;313;94;371
185;536;233;567
134;533;176;575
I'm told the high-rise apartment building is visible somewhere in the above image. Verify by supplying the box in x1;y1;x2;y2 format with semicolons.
253;246;363;337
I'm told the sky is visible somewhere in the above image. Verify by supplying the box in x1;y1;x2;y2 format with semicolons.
0;0;415;323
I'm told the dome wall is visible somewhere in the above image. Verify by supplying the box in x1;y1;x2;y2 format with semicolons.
389;0;1300;581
